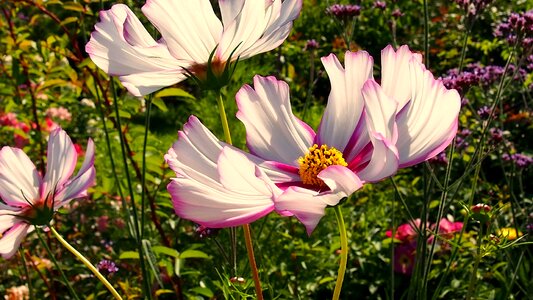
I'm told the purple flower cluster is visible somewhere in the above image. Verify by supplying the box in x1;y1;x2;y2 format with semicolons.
373;1;386;10
304;39;319;51
195;225;220;238
502;153;533;168
429;151;449;166
477;106;491;119
456;128;472;149
326;4;361;19
489;127;504;143
494;10;533;49
442;63;527;94
97;260;119;275
454;0;494;17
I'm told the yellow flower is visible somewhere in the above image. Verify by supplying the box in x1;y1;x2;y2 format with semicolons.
498;227;522;240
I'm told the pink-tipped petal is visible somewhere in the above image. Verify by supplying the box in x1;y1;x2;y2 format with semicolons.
358;80;399;182
231;0;302;60
0;147;40;206
396;60;461;168
41;128;77;200
317;165;363;205
54;138;96;205
142;0;222;63
381;45;419;109
0;214;18;235
236;75;315;165
168;147;277;228
275;187;340;235
0;223;31;259
317;51;373;151
86;4;184;96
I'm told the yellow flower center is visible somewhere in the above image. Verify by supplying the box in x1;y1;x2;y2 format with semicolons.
298;144;347;188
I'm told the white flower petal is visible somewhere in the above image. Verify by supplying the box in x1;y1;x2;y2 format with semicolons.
85;4;184;96
317;51;373;152
396;60;461;167
142;0;222;63
0;223;30;259
317;165;362;205
358;80;399;182
0;214;18;235
275;187;339;235
219;0;245;26
55;139;96;206
41;128;77;200
0;147;40;206
236;75;315;165
168;148;276;228
381;45;420;109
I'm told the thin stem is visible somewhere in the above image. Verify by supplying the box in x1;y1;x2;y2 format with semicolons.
466;226;484;300
36;229;80;300
332;206;348;300
140;97;153;241
215;91;263;299
19;247;33;300
111;80;151;299
49;227;123;300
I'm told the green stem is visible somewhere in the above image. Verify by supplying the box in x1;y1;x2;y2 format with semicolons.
141;97;153;241
19;247;33;300
466;225;484;300
36;229;80;300
49;227;123;300
332;206;348;300
215;91;263;299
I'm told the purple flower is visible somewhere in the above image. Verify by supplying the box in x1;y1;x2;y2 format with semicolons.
392;9;404;19
503;153;533;168
304;39;319;51
454;0;494;17
477;106;491;119
97;260;119;274
373;1;386;10
489;128;503;142
494;10;533;48
195;225;220;239
326;4;361;18
429;151;448;165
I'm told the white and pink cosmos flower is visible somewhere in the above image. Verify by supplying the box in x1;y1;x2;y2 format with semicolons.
86;0;302;96
165;45;461;234
0;128;95;259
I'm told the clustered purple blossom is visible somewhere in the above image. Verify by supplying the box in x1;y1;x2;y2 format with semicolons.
304;39;319;51
326;4;361;19
373;1;386;10
429;151;448;166
489;127;504;143
392;8;404;19
456;128;472;149
494;10;533;49
442;63;527;94
97;260;119;274
195;225;220;238
477;106;491;119
502;153;533;168
454;0;494;17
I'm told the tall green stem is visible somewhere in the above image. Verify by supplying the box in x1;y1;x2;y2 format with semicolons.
215;91;263;299
36;229;80;300
332;206;348;300
141;97;153;241
49;227;123;300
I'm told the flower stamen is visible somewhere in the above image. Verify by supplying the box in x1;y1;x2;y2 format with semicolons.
298;144;347;188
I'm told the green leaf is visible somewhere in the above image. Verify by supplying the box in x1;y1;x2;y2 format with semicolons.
151;97;168;112
154;88;195;99
152;245;180;258
190;287;214;298
60;16;78;26
180;249;209;259
142;239;164;288
119;251;140;260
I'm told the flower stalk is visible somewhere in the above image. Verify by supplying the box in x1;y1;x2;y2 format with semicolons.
216;91;263;299
333;205;348;300
49;227;123;300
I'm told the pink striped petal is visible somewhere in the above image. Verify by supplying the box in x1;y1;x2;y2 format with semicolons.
142;0;222;63
168;147;276;228
236;75;315;165
317;51;373;152
396;59;461;167
381;45;421;109
41;128;77;200
0;223;31;259
86;4;185;96
0;147;40;207
358;80;399;182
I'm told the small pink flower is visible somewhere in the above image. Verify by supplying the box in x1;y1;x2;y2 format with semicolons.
393;242;416;275
0;128;95;259
46;107;72;122
386;219;425;242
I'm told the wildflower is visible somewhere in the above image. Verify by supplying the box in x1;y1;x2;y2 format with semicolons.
304;39;320;51
195;225;220;239
386;219;425;242
4;285;29;300
471;203;491;214
494;10;533;48
373;1;386;10
0;128;95;259
429;151;448;165
393;242;416;275
497;227;522;240
86;0;302;96
435;218;463;238
326;4;361;18
502;153;533;168
45;107;72;122
166;45;461;234
97;259;119;275
392;8;404;19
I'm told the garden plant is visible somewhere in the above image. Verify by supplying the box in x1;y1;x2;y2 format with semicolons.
0;0;532;299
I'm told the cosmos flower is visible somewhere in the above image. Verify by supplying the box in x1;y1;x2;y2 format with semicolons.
165;45;461;234
86;0;302;96
0;128;95;259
